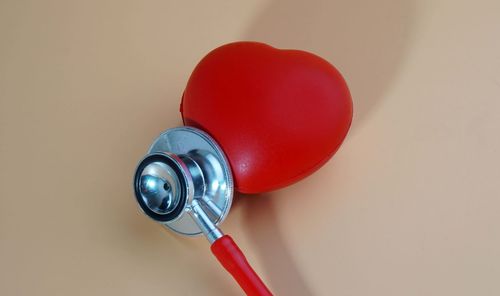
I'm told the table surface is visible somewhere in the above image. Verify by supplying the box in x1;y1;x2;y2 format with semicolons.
1;0;499;295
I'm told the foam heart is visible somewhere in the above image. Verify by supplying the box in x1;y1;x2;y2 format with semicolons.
181;42;352;193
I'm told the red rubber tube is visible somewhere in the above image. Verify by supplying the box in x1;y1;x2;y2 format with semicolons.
211;235;273;296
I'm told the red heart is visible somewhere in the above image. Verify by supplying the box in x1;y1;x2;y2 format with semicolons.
181;42;352;193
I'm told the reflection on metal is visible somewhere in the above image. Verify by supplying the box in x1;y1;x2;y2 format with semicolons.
134;127;233;242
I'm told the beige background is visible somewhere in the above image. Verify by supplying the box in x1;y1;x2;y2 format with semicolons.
1;0;499;295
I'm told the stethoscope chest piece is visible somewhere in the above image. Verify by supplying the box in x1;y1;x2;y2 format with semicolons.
134;127;233;239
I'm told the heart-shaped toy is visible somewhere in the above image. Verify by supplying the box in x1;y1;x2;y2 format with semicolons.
181;42;352;193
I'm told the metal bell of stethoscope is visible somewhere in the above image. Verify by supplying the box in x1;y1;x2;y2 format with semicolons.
134;127;231;242
133;127;272;295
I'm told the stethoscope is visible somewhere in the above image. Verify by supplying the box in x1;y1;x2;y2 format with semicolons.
132;41;352;296
133;127;271;295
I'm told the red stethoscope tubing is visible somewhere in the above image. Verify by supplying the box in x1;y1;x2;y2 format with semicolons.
211;235;273;296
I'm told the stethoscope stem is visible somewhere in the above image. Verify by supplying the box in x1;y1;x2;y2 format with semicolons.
189;199;223;243
189;200;273;295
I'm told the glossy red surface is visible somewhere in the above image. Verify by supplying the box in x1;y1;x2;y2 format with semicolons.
211;235;272;296
182;42;352;193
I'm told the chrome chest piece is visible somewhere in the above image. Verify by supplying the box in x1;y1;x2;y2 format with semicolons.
133;127;233;242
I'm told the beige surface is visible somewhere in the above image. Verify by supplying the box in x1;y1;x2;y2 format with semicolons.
1;0;499;295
